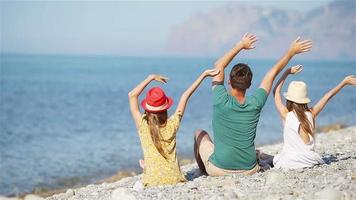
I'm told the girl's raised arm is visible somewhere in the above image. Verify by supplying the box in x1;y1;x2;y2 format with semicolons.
128;74;168;128
311;75;356;117
175;69;220;116
273;65;303;120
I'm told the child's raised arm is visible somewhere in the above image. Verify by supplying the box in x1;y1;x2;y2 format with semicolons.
260;37;312;95
128;74;168;128
311;75;356;117
175;69;220;116
273;65;303;120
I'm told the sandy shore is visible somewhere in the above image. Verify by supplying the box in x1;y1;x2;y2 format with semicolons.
2;126;355;200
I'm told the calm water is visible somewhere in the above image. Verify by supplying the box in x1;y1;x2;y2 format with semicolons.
0;55;355;195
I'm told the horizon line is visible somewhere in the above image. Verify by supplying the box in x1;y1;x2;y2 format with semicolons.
1;52;355;63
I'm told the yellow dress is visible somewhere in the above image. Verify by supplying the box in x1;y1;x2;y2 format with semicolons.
138;113;187;186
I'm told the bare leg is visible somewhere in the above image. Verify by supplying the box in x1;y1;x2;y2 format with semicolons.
194;129;211;174
139;159;144;169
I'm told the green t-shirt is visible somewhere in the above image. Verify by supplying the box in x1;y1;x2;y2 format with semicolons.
209;85;268;170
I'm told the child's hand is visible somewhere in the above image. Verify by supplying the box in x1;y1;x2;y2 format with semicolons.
288;37;312;55
149;74;169;84
238;32;257;50
204;69;220;77
288;65;303;74
342;75;356;86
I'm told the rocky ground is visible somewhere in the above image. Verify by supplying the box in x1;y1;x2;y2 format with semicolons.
2;126;355;200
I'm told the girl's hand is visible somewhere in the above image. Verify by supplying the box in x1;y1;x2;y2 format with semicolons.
149;74;169;84
288;65;303;74
204;69;220;77
238;32;257;50
342;75;356;86
288;37;312;55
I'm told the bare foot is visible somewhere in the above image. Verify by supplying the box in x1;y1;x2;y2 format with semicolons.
139;159;145;169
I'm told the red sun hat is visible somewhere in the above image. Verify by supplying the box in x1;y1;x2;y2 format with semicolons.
141;87;173;113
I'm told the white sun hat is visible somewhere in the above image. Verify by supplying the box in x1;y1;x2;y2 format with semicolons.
283;81;311;104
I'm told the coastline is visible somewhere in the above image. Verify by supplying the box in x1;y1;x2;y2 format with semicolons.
2;124;354;200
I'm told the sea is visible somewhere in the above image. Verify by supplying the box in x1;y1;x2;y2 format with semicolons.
0;54;355;196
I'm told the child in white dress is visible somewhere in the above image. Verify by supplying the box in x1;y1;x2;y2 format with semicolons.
272;65;355;169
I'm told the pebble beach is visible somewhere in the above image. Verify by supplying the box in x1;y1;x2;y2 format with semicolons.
2;126;355;200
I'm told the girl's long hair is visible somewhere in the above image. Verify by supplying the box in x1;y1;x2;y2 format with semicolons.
286;100;315;136
144;111;169;159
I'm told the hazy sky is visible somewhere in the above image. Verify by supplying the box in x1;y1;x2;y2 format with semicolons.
1;0;332;56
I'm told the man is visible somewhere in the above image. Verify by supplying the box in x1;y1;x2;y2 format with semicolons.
194;33;312;175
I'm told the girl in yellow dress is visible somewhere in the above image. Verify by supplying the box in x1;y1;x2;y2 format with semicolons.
128;69;219;186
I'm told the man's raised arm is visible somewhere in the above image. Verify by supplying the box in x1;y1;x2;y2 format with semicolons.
259;37;312;95
212;33;257;85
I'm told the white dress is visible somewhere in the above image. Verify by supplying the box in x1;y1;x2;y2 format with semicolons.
273;112;324;169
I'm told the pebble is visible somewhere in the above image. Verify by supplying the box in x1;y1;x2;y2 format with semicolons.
208;195;223;200
296;168;304;173
132;181;144;191
314;188;344;200
343;192;353;200
223;190;238;199
90;191;99;196
65;189;75;196
352;172;356;180
266;171;285;184
111;188;136;200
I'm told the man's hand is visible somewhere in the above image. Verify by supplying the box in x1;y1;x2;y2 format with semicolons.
212;32;256;84
259;37;311;95
149;74;168;84
288;65;303;74
288;37;312;55
342;75;356;86
238;32;257;50
203;69;220;77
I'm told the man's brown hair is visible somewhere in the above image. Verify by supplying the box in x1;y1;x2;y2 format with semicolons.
229;63;253;90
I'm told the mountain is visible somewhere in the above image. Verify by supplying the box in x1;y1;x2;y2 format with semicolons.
166;0;356;60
